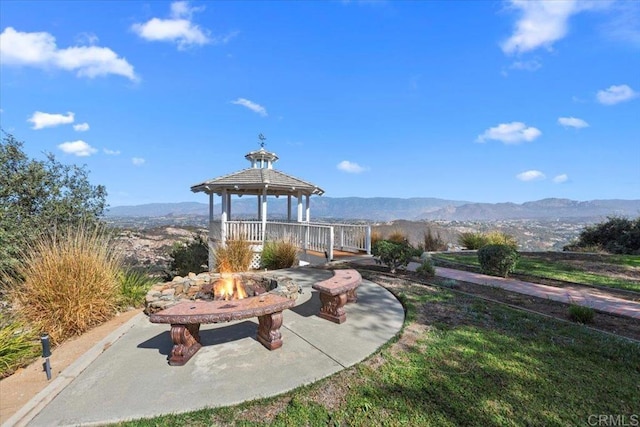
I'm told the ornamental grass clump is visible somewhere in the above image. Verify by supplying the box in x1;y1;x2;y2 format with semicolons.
568;304;595;324
261;238;298;270
117;268;155;309
0;313;39;378
214;237;253;273
458;232;488;250
10;224;123;345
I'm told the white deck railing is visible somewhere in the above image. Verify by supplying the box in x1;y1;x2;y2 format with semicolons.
208;220;371;261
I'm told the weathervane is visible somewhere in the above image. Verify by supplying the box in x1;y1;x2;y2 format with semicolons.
258;133;266;148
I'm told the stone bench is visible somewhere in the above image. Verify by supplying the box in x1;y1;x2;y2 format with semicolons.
149;293;295;366
312;269;362;324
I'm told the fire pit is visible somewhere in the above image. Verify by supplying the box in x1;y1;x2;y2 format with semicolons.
146;272;301;365
145;272;300;314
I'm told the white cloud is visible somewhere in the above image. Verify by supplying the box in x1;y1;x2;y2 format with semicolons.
558;116;589;129
132;1;212;49
231;98;268;116
104;148;121;155
28;111;74;129
476;122;541;144
58;140;97;157
0;27;137;81
516;170;546;181
337;160;367;173
132;157;145;166
501;0;605;55
596;84;638;105
602;1;640;46
73;122;90;132
553;174;569;183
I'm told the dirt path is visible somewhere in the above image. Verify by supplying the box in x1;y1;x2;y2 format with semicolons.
0;309;142;425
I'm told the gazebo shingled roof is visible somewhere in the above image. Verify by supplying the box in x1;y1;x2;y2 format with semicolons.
190;168;324;197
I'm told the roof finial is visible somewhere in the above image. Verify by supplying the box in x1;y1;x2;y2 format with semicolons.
258;133;266;148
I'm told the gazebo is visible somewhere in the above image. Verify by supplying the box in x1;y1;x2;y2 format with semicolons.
191;137;371;270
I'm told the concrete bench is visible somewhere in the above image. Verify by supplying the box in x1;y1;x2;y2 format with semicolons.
312;269;362;324
149;293;295;366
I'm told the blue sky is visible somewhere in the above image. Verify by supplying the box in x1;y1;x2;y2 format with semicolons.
1;0;639;207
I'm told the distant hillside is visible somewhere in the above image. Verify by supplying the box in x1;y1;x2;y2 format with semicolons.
105;202;208;217
105;197;470;221
105;197;640;222
421;198;640;221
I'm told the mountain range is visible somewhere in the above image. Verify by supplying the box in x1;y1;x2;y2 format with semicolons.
104;197;640;222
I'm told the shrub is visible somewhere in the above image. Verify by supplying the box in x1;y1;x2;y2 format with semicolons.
10;224;123;345
564;216;640;255
167;234;209;278
0;314;39;378
117;269;155;309
458;232;488;250
477;244;519;277
422;227;448;252
214;237;253;273
485;231;519;249
261;238;298;270
568;304;595;324
372;240;415;273
416;259;436;278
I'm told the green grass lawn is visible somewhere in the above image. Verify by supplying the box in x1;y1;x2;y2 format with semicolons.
432;253;640;293
114;278;640;427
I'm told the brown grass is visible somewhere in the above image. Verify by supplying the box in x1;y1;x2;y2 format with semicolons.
214;237;254;272
387;229;408;243
9;225;123;345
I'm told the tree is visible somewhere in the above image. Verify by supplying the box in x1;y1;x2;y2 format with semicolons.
564;216;640;255
0;132;107;277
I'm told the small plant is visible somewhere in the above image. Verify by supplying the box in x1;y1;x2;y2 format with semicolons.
167;234;209;278
10;224;123;344
568;304;595;324
422;227;447;252
458;232;488;250
416;259;436;278
261;238;299;270
214;237;253;272
0;314;39;378
372;240;415;273
477;244;519;277
117;268;156;309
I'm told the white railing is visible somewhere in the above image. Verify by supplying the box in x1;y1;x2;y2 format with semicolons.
331;223;371;253
210;220;372;261
226;220;263;242
265;222;335;259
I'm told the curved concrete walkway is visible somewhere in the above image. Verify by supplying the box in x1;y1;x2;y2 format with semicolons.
9;268;404;427
433;266;640;319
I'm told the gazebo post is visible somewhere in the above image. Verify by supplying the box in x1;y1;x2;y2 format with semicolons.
221;189;228;245
208;192;215;271
257;195;261;221
287;195;292;222
305;194;310;222
261;187;268;242
297;192;303;222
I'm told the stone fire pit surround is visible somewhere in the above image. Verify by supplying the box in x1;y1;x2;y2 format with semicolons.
144;271;300;315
